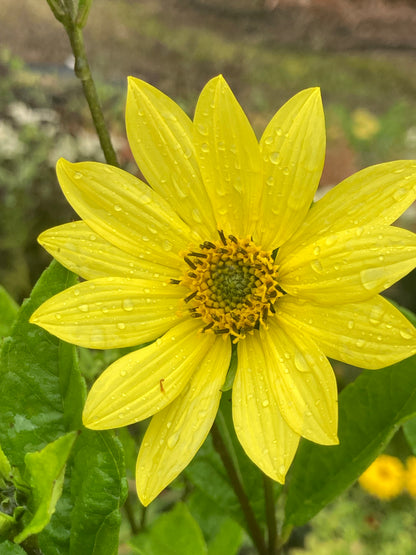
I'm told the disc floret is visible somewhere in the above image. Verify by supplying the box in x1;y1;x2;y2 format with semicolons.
176;231;282;341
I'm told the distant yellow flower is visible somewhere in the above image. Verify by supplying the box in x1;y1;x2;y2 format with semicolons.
405;456;416;496
352;108;380;140
359;455;405;500
30;76;416;505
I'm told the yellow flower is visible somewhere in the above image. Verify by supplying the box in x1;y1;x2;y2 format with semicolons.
359;454;405;500
405;456;416;496
30;76;416;505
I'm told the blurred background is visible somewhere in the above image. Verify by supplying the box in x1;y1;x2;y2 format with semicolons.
1;3;416;551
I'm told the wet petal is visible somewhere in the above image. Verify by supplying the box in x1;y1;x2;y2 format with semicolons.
126;77;217;239
136;337;230;505
30;277;188;349
256;88;325;250
260;319;338;445
277;224;416;304
193;75;262;237
276;295;416;369
82;319;215;429
39;221;181;281
233;333;301;482
56;159;198;269
279;160;416;257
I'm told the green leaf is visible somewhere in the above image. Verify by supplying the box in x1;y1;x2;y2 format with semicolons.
187;489;242;555
284;309;416;527
0;540;26;554
0;286;18;338
403;416;416;453
207;518;242;555
68;430;127;555
130;503;207;555
0;260;84;468
14;432;77;544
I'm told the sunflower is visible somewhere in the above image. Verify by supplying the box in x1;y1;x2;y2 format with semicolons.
30;75;416;505
359;455;405;500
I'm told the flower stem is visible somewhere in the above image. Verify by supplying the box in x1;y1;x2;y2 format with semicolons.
263;474;278;554
211;422;268;555
65;24;119;167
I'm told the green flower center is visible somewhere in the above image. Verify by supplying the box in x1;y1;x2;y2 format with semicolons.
175;231;282;341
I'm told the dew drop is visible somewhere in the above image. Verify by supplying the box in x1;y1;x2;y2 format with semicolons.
313;246;321;256
122;299;134;311
311;259;323;273
276;127;283;136
201;143;209;153
282;167;290;176
269;152;279;164
262;399;270;408
120;369;127;377
163;240;173;252
55;313;62;320
400;329;413;340
279;464;286;475
74;289;80;296
347;320;354;329
73;172;83;180
167;432;179;449
114;204;122;212
197;123;208;136
264;136;274;145
266;176;274;186
117;322;126;330
192;208;202;223
79;304;89;312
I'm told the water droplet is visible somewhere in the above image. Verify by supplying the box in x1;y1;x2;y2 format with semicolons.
197;123;208;135
311;259;323;273
282;167;290;176
347;320;354;329
264;136;274;145
89;234;96;241
279;464;286;475
120;369;127;377
183;148;192;159
294;352;309;372
276;127;283;136
201;143;209;153
262;399;270;408
73;172;83;180
266;176;274;186
74;289;80;296
400;329;413;340
163;240;173;252
122;299;134;311
79;304;89;312
55;313;62;320
117;322;126;330
356;339;365;348
167;432;179;449
360;268;386;290
114;204;122;212
313;246;321;256
269;152;279;164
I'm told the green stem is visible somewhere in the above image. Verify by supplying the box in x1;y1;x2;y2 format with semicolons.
263;474;278;554
211;422;268;555
123;491;139;535
64;23;119;167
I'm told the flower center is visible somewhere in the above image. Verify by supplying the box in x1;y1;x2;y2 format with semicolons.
174;230;282;341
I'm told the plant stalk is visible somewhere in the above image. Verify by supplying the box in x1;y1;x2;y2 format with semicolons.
211;422;268;555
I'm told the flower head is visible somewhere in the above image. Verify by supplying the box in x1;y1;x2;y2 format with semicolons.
405;456;416;496
30;75;416;505
359;454;405;500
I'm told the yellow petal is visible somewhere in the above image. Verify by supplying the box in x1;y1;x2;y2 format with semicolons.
30;277;188;349
39;221;181;282
278;224;416;304
136;337;231;505
233;333;301;482
279;160;416;257
82;319;215;429
126;77;217;239
276;295;416;369
256;88;325;250
193;75;262;237
56;159;198;269
260;319;338;445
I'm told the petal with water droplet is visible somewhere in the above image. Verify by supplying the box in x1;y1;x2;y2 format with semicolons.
82;319;214;430
56;159;196;269
260;320;339;445
193;75;262;237
233;333;300;482
276;294;416;369
126;77;217;239
277;224;416;304
256;88;325;250
30;277;188;348
279;160;416;258
38;221;181;282
136;336;230;505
